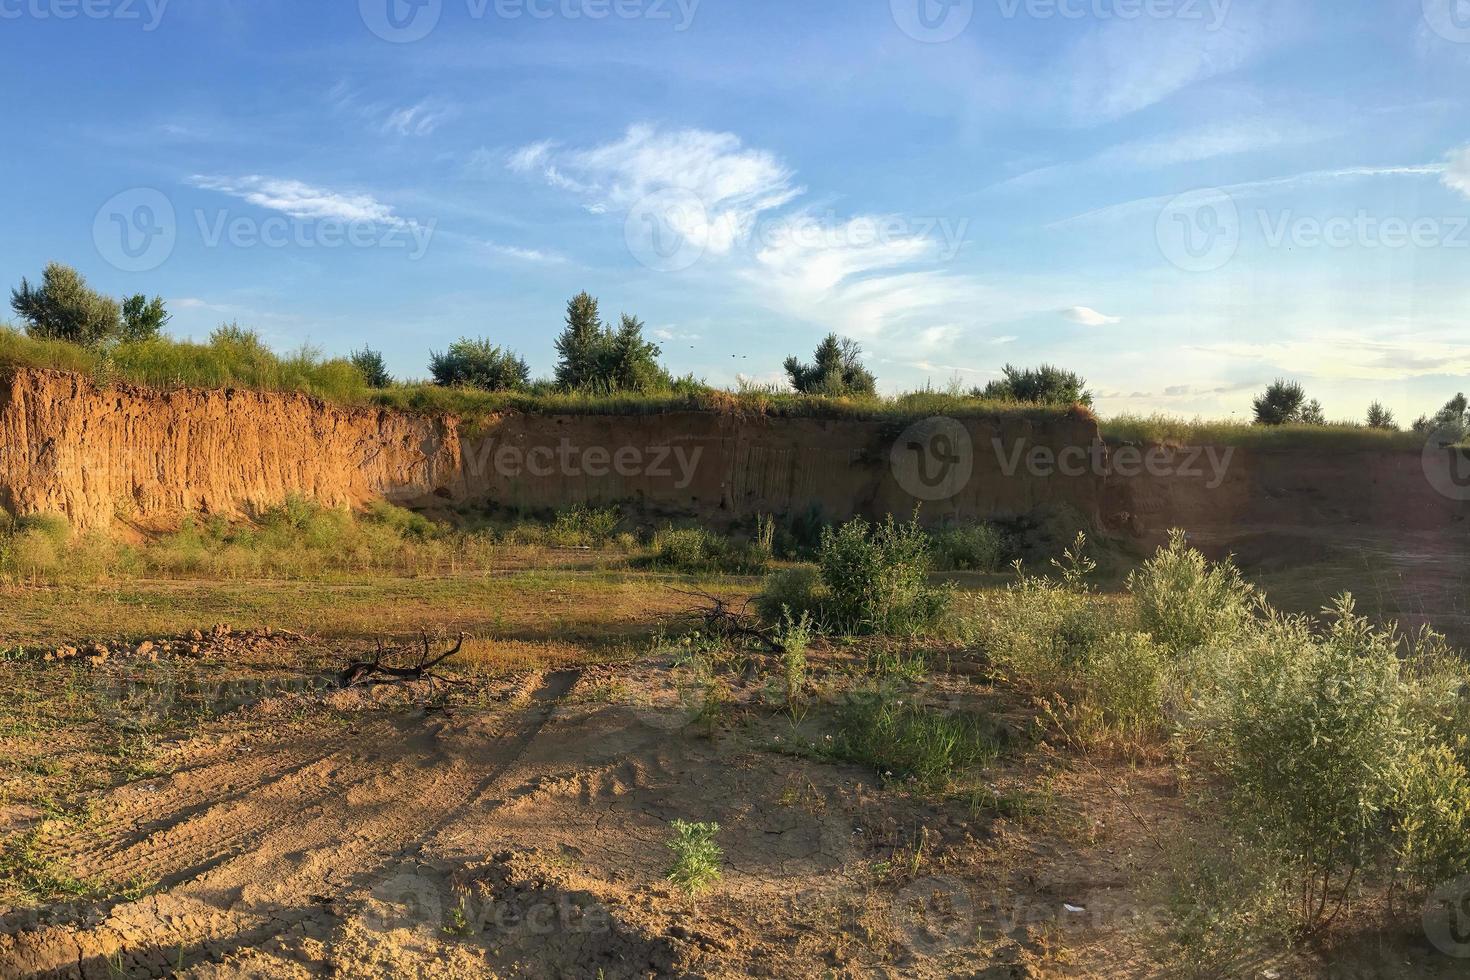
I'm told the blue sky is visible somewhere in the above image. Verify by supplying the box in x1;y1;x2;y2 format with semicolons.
2;0;1468;421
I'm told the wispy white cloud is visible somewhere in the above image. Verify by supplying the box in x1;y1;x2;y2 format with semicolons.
188;175;410;225
485;242;563;263
511;124;801;254
1063;306;1122;326
381;99;456;137
510;125;1015;341
1190;333;1470;381
998;118;1331;191
1052;163;1449;228
1443;144;1470;199
507;140;556;175
1059;3;1286;124
328;82;457;138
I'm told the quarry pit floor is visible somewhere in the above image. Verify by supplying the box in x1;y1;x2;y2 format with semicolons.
0;537;1465;979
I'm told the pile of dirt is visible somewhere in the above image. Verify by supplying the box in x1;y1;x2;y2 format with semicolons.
35;626;305;667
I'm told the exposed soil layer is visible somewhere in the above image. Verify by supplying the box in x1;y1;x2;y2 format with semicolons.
3;647;1464;979
0;369;1103;531
0;370;461;531
3;366;1464;576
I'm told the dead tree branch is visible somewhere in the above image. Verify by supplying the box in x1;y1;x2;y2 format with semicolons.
339;631;469;688
666;587;785;653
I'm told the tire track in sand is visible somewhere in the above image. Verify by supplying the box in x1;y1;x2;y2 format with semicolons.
0;670;580;980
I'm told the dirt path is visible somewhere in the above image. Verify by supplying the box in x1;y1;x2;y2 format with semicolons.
4;651;1461;979
0;670;589;979
0;662;916;979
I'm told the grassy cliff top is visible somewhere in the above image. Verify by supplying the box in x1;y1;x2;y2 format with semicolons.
1101;414;1430;451
0;326;1441;447
0;326;1082;424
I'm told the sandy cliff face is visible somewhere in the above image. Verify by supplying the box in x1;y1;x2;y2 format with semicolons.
4;368;1461;551
455;411;1108;525
1103;444;1470;547
0;370;1107;530
0;370;462;530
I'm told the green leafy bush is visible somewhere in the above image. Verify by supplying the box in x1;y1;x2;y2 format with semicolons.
643;525;768;575
1128;529;1257;656
970;535;1112;685
975;534;1180;749
350;346;393;388
554;292;674;394
548;505;620;548
429;338;530;391
755;565;824;624
1252;379;1308;425
1215;597;1414;934
0;513;72;580
783;333;876;397
772;607;814;702
975;363;1093;406
10;263;121;347
815;515;950;635
666;820;722;893
929;522;1009;572
1065;631;1168;746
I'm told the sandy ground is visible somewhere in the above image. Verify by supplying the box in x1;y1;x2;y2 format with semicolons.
0;649;1110;979
1;644;1464;979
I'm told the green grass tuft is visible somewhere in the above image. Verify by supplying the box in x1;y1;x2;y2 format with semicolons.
666;819;723;894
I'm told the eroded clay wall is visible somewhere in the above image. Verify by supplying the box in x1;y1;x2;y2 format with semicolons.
454;411;1107;525
0;370;1106;530
5;369;1460;547
0;369;462;530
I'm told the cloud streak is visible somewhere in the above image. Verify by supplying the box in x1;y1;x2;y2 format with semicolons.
1063;306;1122;326
1051;163;1450;228
188;175;412;226
508;125;1020;344
1190;334;1470;381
